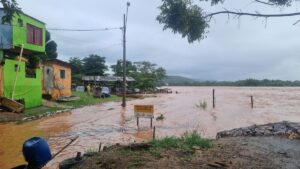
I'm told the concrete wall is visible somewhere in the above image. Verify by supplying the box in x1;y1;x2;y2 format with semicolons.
0;63;3;96
12;12;46;53
0;9;46;52
3;59;42;108
43;63;72;99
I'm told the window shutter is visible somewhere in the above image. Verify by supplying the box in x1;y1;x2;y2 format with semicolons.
27;24;34;44
26;24;43;46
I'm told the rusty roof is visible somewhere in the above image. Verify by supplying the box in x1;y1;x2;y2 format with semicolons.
43;59;71;68
82;76;135;82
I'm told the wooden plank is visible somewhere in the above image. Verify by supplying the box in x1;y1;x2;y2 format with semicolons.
0;97;24;113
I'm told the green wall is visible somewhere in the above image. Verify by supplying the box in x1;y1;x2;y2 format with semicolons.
12;13;46;53
3;59;42;108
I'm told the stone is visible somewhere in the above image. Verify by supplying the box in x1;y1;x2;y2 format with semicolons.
216;121;300;139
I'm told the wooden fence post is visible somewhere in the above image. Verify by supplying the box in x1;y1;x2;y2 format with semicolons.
251;96;254;109
213;89;215;108
153;126;156;140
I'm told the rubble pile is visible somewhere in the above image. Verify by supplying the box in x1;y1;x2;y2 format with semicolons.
217;121;300;139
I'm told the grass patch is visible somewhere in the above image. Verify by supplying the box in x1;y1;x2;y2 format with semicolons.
73;132;212;169
148;148;162;158
181;131;211;149
61;91;121;108
129;156;145;167
150;131;211;150
23;92;121;118
24;106;62;117
120;149;133;156
150;136;178;148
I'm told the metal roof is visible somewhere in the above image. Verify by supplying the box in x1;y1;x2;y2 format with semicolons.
82;76;135;82
43;59;71;68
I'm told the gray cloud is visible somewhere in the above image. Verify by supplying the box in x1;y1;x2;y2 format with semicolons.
16;0;300;80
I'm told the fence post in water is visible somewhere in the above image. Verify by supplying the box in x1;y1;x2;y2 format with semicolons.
153;126;156;140
251;96;254;109
213;89;215;108
98;143;102;152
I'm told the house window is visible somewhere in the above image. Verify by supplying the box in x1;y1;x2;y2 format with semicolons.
60;70;65;79
18;19;23;27
25;66;36;78
14;64;20;72
27;24;43;46
46;69;50;75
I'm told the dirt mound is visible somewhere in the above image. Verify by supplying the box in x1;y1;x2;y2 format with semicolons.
67;136;300;169
216;121;300;139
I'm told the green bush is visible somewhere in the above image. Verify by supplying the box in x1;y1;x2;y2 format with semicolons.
181;131;211;148
150;136;178;148
150;131;211;149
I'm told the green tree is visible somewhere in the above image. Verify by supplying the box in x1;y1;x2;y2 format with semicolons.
0;0;21;23
82;54;108;76
132;61;167;90
110;59;137;76
157;0;300;43
69;57;84;85
45;30;58;60
69;57;83;75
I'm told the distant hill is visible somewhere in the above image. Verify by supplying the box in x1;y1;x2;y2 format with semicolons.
161;77;300;87
162;75;198;86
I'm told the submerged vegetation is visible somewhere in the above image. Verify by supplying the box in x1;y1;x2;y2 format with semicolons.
195;100;207;110
156;114;165;121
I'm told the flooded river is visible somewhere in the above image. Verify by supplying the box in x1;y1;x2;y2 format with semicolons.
1;87;300;168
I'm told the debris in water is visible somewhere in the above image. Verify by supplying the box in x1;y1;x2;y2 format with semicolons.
156;114;165;121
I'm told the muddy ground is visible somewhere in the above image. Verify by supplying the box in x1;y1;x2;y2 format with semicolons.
0;112;23;122
73;136;300;169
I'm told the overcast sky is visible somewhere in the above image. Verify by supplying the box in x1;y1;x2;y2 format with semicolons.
15;0;300;81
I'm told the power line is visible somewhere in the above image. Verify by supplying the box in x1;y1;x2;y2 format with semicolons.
0;23;122;32
48;27;122;32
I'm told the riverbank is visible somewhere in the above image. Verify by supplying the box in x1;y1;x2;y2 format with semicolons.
64;122;300;169
0;92;122;123
66;136;300;169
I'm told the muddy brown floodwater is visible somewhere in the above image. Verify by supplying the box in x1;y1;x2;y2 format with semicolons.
1;87;300;169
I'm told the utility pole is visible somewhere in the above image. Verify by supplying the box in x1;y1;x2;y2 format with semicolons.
122;2;130;107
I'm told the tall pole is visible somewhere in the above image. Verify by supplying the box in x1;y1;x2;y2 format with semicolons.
122;2;130;107
122;14;127;107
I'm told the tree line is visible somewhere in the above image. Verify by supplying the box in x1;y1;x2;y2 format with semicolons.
69;56;167;90
166;78;300;87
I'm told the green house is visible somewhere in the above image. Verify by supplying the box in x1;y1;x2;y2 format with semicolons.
0;8;46;54
0;9;46;108
1;59;42;108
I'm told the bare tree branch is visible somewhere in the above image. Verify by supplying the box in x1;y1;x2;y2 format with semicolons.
205;10;300;19
254;0;276;6
293;19;300;25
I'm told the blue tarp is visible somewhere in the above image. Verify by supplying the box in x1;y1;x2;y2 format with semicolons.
0;9;13;49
